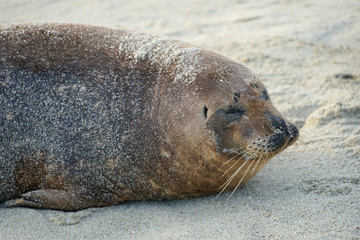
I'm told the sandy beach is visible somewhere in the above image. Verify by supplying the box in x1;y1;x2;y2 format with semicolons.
0;0;359;239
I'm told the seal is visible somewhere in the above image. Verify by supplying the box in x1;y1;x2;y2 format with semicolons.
0;23;298;210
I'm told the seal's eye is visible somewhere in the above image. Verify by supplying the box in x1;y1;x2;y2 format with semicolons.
223;106;245;122
203;106;208;118
225;106;245;115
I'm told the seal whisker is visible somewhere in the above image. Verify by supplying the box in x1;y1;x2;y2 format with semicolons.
256;152;266;171
219;154;242;172
221;158;246;188
227;155;257;199
220;78;237;96
209;151;244;179
221;154;247;176
217;152;257;197
218;155;248;193
254;57;265;82
250;55;255;81
221;152;248;176
259;153;269;171
297;136;307;149
250;155;261;175
215;166;243;199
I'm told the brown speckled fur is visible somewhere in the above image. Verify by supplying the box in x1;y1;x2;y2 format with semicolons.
0;23;298;210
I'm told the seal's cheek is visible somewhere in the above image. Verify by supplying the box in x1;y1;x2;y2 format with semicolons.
226;121;253;147
206;109;252;152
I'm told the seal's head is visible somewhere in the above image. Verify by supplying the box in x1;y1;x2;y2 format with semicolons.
156;49;299;195
204;74;299;161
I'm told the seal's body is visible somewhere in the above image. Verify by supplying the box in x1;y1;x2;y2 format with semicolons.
0;24;298;210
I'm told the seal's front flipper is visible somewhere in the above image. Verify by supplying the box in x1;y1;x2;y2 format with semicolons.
4;189;93;211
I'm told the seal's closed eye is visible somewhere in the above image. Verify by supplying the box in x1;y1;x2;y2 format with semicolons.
223;106;245;123
211;107;245;123
224;106;245;115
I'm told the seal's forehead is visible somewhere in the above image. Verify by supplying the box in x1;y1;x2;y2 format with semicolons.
214;62;267;93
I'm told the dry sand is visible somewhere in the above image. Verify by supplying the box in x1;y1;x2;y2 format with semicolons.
0;0;359;239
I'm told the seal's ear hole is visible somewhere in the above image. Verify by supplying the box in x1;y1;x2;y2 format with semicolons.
203;106;208;118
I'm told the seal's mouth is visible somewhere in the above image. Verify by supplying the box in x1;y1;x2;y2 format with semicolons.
215;122;299;198
247;125;298;156
207;107;299;155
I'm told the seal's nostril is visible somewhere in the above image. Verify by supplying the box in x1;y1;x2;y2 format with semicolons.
273;119;287;133
288;124;299;143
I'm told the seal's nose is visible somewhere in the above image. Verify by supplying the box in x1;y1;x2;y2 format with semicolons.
266;111;289;135
265;111;299;147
